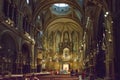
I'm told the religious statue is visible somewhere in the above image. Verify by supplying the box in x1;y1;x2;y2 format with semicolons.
62;48;71;61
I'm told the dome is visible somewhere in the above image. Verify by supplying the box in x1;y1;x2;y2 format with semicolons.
50;3;71;15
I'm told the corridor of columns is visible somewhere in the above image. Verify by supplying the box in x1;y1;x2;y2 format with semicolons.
0;0;120;80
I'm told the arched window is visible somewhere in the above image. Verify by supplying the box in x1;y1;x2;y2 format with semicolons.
13;7;18;26
3;0;10;17
63;31;69;42
3;0;18;27
23;16;27;32
55;31;61;52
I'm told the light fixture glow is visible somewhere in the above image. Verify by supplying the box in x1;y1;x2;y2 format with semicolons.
38;16;40;19
54;3;69;7
104;14;107;17
106;12;109;15
26;0;29;4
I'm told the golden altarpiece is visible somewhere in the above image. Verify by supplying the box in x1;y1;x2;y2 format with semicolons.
37;18;84;72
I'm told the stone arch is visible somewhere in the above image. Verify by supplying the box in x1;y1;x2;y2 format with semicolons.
0;31;18;74
21;42;31;73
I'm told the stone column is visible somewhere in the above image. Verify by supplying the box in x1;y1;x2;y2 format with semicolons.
17;51;23;74
104;15;115;80
105;42;114;80
31;40;36;72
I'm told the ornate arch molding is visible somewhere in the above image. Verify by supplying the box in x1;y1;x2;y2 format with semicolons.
0;30;19;51
44;17;83;30
32;0;84;21
45;18;83;34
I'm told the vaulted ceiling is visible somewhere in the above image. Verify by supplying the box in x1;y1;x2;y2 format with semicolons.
18;0;109;52
21;1;84;47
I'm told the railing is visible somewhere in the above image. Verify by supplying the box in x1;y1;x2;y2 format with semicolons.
0;73;79;80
